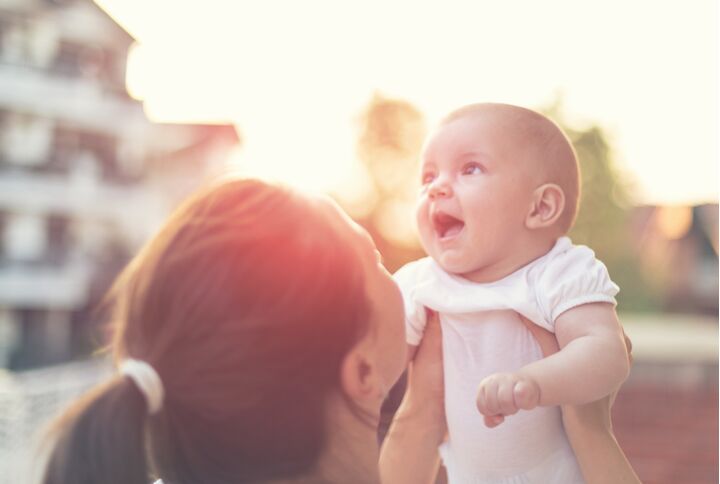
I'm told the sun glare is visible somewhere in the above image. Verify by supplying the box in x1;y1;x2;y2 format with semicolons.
125;42;146;101
224;117;359;194
103;0;717;203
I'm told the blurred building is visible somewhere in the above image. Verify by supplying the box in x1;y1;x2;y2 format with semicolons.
629;204;719;315
0;0;239;370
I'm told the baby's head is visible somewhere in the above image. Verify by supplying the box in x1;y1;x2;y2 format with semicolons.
416;103;579;282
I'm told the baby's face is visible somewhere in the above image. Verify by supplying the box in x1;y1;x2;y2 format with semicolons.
416;111;537;280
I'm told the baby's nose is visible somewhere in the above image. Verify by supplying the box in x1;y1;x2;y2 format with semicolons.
428;178;452;199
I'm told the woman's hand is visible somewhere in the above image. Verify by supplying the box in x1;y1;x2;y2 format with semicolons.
379;310;446;484
407;310;446;432
520;315;640;484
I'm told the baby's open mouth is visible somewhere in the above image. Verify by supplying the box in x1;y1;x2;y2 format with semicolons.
432;212;465;239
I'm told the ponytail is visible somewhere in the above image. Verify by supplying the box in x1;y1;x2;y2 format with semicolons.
42;376;151;484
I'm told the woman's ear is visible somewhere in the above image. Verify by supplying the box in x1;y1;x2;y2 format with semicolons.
339;343;380;403
526;183;565;230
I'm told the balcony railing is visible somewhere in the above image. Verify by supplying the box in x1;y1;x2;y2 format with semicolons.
0;62;146;134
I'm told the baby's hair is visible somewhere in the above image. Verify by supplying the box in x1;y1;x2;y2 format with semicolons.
441;103;580;233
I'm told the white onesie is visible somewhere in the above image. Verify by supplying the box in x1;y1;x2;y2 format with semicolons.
394;237;619;484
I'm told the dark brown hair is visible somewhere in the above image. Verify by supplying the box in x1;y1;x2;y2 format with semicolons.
42;178;371;484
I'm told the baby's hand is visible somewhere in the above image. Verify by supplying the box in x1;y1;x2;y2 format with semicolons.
476;372;541;428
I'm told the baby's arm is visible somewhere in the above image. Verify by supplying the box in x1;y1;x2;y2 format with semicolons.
476;303;629;423
407;309;433;363
392;262;428;355
512;319;640;483
526;302;630;404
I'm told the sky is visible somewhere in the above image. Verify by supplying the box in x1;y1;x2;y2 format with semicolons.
95;0;718;206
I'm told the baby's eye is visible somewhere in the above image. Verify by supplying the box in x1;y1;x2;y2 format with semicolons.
421;172;437;185
461;162;484;175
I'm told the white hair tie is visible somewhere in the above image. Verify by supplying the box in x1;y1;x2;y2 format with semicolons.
120;359;164;415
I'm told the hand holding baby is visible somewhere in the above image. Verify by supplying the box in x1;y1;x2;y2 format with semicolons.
476;371;541;428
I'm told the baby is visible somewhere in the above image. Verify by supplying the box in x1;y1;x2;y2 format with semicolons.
394;103;630;483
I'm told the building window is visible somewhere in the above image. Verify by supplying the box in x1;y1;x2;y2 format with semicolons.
52;125;121;182
0;112;53;168
3;213;47;263
0;211;6;263
0;17;28;65
46;214;70;266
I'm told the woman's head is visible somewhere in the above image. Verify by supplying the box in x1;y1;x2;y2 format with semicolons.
43;178;406;484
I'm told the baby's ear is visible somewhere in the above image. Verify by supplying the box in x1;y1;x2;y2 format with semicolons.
525;183;565;230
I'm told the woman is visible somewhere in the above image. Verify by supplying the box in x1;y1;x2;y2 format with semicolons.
41;178;638;484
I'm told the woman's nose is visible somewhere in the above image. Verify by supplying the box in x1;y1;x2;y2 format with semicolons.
428;177;452;199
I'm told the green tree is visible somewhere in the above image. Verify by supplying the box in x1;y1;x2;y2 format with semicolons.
541;101;659;311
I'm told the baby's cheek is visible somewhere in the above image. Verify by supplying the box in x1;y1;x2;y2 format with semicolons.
415;205;429;231
416;221;435;253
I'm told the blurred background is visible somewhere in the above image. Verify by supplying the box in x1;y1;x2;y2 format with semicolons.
0;0;716;483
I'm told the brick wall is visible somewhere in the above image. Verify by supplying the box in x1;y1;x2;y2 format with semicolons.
613;366;718;484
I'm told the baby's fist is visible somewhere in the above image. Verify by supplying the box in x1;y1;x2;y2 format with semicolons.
476;372;540;427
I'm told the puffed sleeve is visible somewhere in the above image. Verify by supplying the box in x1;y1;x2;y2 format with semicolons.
535;243;619;329
393;262;427;346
